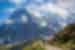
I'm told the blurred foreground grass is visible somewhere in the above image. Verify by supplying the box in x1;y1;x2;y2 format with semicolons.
0;40;45;50
0;40;74;50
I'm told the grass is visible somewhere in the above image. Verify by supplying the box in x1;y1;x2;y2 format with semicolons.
22;40;45;50
0;40;45;50
1;40;74;50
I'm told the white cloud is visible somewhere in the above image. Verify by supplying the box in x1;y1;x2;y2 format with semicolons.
9;0;27;6
9;0;22;4
33;0;44;3
27;3;68;19
26;5;43;19
56;0;75;9
7;8;16;13
32;0;46;4
59;22;67;28
40;21;48;27
4;19;14;24
56;0;75;15
26;1;70;28
4;8;16;16
32;11;41;18
21;15;28;23
38;3;68;17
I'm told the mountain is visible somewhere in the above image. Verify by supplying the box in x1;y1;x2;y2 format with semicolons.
0;8;50;44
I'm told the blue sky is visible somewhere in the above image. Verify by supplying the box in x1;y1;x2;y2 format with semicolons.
0;0;51;21
0;0;75;23
0;0;14;20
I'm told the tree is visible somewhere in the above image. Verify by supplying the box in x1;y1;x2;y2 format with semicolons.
48;23;75;44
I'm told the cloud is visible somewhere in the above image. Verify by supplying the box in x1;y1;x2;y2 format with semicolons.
39;21;48;27
26;2;69;28
56;0;75;8
38;3;68;17
4;8;16;16
32;0;45;3
27;3;68;20
8;0;27;6
4;19;14;24
21;15;28;24
56;0;75;12
6;8;16;13
9;0;22;4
